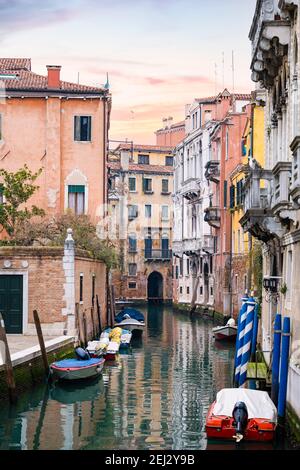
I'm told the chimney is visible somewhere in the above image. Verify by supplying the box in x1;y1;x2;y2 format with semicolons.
46;65;61;89
162;118;168;129
167;116;173;128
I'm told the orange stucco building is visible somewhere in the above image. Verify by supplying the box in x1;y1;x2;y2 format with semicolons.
0;58;111;223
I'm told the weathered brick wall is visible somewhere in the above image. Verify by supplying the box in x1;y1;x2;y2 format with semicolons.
232;254;248;318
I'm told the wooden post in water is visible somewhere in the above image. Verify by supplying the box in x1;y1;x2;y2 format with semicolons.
0;313;17;404
33;310;49;376
91;306;96;339
96;295;102;334
82;310;88;346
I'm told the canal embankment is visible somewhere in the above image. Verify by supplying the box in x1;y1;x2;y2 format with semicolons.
0;335;75;401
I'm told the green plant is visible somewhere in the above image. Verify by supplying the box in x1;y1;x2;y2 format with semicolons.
280;282;288;295
0;165;45;237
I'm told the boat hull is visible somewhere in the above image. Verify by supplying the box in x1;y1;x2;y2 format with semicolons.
115;319;145;333
206;403;276;442
50;358;105;381
213;326;237;341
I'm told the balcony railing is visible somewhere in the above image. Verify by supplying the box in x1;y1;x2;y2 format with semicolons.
204;207;221;229
144;249;172;260
205;161;220;184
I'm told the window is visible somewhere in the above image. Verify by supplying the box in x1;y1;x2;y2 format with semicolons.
179;258;183;276
165;156;174;166
225;129;229;160
143;178;152;193
68;185;85;215
74;116;91;142
223;180;228;208
175;266;179;279
205;110;212;123
129;282;137;289
128;263;137;276
210;286;214;296
138;154;149;165
79;274;83;303
129;177;136;192
162;179;169;194
286;251;293;302
180;286;183;294
129;235;137;252
186;258;190;276
230;185;235;209
145;204;152;218
161;205;169;220
187;287;190;294
128;205;138;220
200;285;203;295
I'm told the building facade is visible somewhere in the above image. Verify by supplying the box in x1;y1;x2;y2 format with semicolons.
108;144;174;302
155;117;185;148
242;0;300;425
0;58;111;335
0;58;111;225
173;90;250;316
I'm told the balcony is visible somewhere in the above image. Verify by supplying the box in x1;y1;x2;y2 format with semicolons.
202;234;215;254
239;165;285;242
204;207;221;229
290;136;300;207
272;161;294;219
205;161;220;184
249;0;290;87
181;178;200;201
144;249;172;261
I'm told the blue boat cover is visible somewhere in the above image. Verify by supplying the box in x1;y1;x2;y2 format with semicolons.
52;358;103;369
115;308;145;324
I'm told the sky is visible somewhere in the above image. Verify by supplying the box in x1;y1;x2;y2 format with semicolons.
0;0;257;144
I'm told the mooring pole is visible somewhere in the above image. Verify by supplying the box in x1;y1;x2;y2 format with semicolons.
33;310;49;377
278;316;291;423
271;313;282;406
0;313;17;404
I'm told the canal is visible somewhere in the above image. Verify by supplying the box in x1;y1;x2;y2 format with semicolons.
0;304;288;450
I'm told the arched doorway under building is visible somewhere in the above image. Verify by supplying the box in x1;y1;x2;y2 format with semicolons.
147;271;163;302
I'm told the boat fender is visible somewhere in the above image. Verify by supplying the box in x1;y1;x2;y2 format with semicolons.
75;347;90;361
232;401;248;439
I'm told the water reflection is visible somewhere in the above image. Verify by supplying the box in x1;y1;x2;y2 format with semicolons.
0;305;241;450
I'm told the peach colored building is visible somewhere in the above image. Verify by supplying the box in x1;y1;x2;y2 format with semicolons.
0;58;111;335
0;58;111;223
155;117;185;148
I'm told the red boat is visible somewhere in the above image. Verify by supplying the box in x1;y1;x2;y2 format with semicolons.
206;389;277;443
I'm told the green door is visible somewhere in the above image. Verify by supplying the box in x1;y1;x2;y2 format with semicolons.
0;275;23;334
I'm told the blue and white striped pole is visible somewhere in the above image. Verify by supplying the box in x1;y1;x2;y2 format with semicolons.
278;317;291;421
271;313;282;406
239;297;256;387
234;294;249;387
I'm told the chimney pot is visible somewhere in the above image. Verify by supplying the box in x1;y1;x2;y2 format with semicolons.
46;65;61;89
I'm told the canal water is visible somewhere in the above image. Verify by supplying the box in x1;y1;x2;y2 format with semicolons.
0;305;287;450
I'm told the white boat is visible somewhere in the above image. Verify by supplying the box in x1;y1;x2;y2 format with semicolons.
115;317;145;332
213;318;237;341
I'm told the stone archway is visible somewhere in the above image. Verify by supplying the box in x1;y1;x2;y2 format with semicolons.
147;271;163;302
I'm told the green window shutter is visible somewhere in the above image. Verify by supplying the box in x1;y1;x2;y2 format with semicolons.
68;185;85;193
230;185;235;209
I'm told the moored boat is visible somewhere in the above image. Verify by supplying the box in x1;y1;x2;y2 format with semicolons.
206;388;277;443
115;308;145;334
213;318;237;341
50;356;105;381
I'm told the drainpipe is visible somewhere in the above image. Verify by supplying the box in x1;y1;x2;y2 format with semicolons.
229;207;233;317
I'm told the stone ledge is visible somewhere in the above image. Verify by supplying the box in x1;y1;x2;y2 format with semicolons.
0;336;75;371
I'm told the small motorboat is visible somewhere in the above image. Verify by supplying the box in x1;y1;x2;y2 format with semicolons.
50;348;105;382
212;318;237;341
206;388;277;443
115;308;145;333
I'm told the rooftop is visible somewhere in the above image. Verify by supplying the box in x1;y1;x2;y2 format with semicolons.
108;161;173;175
115;143;173;153
0;58;106;95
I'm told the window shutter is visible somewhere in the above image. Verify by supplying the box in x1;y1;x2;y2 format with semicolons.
74;116;81;141
68;185;85;193
230;185;235;209
224;180;228;208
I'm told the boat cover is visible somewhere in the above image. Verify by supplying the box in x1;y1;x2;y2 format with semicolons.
115;308;145;323
52;358;103;369
213;389;277;422
107;341;120;353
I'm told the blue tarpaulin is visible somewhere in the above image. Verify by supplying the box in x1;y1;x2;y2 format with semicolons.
115;308;145;323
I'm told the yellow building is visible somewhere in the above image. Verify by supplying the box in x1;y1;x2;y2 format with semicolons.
229;93;265;310
108;144;174;302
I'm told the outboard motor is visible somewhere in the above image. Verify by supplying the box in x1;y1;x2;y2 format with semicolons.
75;347;90;361
232;401;248;443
